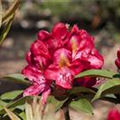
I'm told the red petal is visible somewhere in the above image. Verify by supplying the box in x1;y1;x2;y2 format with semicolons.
71;24;79;35
23;84;51;105
70;59;89;75
26;51;32;65
117;50;120;61
87;49;104;69
31;40;51;59
115;59;120;69
68;36;80;58
45;65;73;89
66;25;81;53
55;68;73;89
78;30;94;52
52;22;68;40
68;29;94;60
22;65;44;83
53;48;71;67
23;84;45;96
78;39;94;53
79;30;94;42
44;64;59;81
37;30;59;52
41;88;51;104
37;30;51;40
26;51;51;70
37;23;69;52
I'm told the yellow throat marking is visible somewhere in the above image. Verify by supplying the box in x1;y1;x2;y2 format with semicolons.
59;53;70;68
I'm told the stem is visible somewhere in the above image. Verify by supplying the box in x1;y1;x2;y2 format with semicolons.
63;106;70;120
61;96;73;120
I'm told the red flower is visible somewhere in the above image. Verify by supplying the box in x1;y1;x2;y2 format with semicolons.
115;48;120;69
107;108;120;120
22;23;104;104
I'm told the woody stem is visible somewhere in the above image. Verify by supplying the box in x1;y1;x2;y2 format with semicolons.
63;105;70;120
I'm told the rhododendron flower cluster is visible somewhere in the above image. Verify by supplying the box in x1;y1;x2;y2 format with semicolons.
22;23;104;104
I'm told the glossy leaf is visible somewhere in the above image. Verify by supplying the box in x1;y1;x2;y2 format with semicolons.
92;79;120;101
70;98;93;115
1;90;23;100
69;87;95;95
2;74;30;85
75;69;115;79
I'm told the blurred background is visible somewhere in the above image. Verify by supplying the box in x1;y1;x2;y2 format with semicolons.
0;0;120;119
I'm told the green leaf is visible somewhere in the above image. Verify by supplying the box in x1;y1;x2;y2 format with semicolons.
47;96;57;104
2;74;30;85
92;79;120;101
69;87;95;95
8;97;28;109
0;100;7;110
18;112;26;120
70;98;93;115
16;104;25;111
47;96;67;112
2;0;20;24
0;97;29;115
75;69;115;79
0;13;14;45
55;100;67;112
1;90;23;100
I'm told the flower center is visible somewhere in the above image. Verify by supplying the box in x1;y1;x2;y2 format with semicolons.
59;53;70;68
71;38;77;53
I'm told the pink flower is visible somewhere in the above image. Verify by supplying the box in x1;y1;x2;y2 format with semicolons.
22;23;104;104
107;108;120;120
115;48;120;69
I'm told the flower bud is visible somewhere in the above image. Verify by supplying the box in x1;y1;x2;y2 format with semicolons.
107;108;120;120
115;48;120;69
